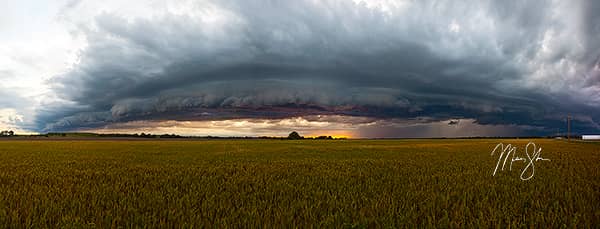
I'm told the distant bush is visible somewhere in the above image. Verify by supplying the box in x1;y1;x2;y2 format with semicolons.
315;136;333;140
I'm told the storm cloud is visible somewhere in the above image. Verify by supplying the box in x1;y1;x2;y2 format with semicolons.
37;0;600;136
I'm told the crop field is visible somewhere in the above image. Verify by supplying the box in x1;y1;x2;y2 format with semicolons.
0;139;598;227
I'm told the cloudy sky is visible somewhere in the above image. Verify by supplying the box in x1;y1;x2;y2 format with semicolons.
1;0;599;138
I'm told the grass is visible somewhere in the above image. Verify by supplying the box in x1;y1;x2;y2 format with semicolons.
0;139;598;227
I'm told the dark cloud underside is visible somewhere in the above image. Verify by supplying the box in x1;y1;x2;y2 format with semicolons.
38;0;600;136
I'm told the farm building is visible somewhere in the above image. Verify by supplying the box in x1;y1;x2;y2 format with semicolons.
582;135;600;140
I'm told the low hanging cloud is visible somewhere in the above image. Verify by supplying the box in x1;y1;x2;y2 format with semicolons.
37;0;600;136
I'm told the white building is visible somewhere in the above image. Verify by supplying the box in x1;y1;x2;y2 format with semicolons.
582;135;600;140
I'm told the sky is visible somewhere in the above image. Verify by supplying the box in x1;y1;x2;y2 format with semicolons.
1;0;599;138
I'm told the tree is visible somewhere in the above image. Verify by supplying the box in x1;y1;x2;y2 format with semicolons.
0;130;14;137
287;131;303;140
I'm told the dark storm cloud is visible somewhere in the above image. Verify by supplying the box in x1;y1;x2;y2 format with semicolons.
40;0;600;135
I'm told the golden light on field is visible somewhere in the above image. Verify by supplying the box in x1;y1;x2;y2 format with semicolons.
0;139;598;227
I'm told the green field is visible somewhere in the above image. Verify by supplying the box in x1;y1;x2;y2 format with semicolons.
0;139;598;227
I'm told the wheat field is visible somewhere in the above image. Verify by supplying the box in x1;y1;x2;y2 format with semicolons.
0;139;598;227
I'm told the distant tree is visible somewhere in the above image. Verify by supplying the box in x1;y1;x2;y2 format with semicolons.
287;131;303;140
0;130;14;137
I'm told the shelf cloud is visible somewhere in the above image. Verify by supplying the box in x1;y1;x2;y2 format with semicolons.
3;0;599;136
